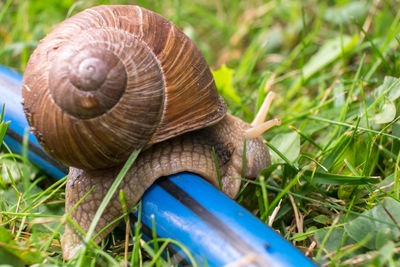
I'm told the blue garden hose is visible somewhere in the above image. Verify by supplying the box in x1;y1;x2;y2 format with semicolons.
0;65;316;266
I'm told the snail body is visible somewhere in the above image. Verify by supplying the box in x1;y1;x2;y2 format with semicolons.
62;114;272;259
22;5;279;260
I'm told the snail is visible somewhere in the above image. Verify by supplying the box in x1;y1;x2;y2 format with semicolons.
21;5;281;260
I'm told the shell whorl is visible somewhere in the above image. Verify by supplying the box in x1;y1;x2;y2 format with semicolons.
48;37;128;119
22;5;226;169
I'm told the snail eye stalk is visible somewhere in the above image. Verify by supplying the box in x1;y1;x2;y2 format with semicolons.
245;91;280;139
251;91;276;127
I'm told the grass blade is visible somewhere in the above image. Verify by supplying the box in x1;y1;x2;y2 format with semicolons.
76;149;141;265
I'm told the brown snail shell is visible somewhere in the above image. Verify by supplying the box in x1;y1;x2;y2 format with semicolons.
22;5;226;169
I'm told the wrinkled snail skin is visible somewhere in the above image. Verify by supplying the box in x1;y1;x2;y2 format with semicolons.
61;114;271;260
21;5;274;261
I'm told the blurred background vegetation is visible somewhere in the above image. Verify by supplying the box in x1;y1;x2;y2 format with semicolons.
1;0;400;266
2;0;399;119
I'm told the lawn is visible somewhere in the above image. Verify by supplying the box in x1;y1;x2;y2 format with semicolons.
1;0;400;266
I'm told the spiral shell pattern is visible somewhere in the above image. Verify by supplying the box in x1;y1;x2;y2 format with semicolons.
22;5;226;169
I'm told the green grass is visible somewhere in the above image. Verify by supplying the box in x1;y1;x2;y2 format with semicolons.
1;0;400;266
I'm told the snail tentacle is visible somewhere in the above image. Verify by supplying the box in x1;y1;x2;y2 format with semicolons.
251;91;276;127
